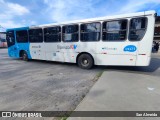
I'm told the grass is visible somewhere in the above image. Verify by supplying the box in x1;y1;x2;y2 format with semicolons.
60;117;68;120
92;70;104;82
96;71;104;78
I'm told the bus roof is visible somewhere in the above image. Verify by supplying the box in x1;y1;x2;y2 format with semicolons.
6;27;29;32
7;10;156;30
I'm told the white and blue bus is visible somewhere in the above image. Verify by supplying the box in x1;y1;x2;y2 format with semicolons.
6;11;156;69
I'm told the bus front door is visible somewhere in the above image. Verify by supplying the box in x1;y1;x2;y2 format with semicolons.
6;31;18;58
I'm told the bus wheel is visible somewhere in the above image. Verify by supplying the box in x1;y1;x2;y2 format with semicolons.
22;51;28;61
78;54;94;69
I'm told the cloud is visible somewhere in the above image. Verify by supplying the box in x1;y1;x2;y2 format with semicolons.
0;0;30;29
43;0;160;23
7;2;29;15
0;21;24;29
0;0;160;29
117;0;160;14
43;0;103;22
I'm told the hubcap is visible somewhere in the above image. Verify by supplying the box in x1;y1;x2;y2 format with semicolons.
82;59;89;66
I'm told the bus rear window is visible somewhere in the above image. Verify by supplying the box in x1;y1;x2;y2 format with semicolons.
6;31;15;47
129;17;147;41
29;29;43;43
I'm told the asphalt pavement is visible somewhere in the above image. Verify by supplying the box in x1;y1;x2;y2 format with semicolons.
0;48;102;120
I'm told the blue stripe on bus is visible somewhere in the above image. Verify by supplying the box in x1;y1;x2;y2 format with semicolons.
7;27;32;59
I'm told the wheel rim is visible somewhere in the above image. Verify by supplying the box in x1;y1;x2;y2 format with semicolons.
81;58;89;66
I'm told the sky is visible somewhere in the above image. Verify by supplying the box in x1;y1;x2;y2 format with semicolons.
0;0;160;31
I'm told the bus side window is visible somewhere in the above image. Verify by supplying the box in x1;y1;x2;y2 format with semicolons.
62;25;79;42
6;31;15;47
16;30;28;43
29;29;43;43
44;26;61;42
102;20;127;41
80;22;101;42
81;24;86;32
129;17;147;41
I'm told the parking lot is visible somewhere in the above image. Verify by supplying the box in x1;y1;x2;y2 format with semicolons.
0;48;160;120
0;48;102;118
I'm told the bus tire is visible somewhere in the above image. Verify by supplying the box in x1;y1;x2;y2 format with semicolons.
77;54;94;69
22;51;28;61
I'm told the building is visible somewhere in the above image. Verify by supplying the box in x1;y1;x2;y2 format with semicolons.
0;32;7;48
154;16;160;42
0;32;6;39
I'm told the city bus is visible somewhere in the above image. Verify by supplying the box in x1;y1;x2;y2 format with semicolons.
6;10;156;69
